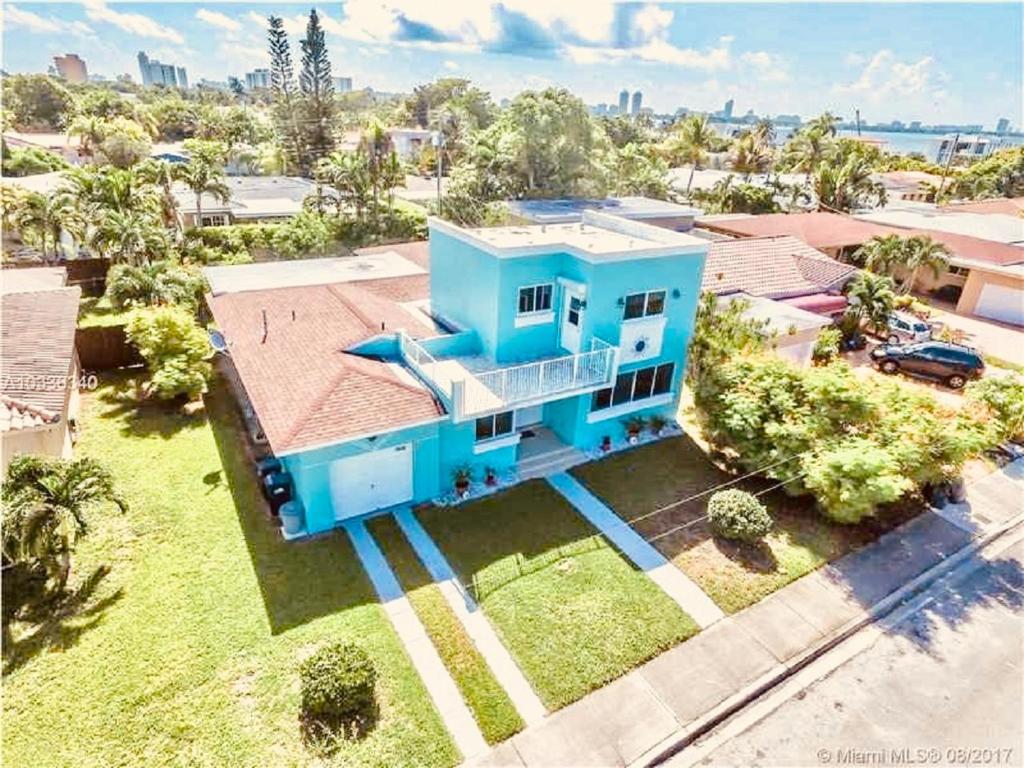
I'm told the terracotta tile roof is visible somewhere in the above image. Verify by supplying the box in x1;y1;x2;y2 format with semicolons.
208;279;443;455
702;236;856;299
697;211;1024;267
1;286;81;420
941;198;1024;216
0;396;60;433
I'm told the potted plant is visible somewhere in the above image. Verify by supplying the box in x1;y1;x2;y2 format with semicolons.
623;416;647;445
600;435;612;453
484;466;498;487
452;465;473;498
649;414;668;437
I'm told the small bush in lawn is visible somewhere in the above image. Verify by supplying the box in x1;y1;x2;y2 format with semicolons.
707;489;773;543
300;642;377;732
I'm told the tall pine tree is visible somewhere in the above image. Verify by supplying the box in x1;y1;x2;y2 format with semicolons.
298;9;337;171
267;15;305;173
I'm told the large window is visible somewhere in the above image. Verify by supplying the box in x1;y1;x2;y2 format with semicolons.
623;290;666;320
475;411;514;441
518;284;553;315
591;363;674;412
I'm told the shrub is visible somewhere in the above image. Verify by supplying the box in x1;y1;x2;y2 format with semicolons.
803;438;913;524
966;375;1024;443
106;262;206;311
707;489;773;542
300;642;377;726
812;327;842;365
126;306;212;400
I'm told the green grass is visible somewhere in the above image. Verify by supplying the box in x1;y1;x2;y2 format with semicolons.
77;296;131;329
417;482;698;710
367;515;524;745
572;436;921;614
983;354;1024;374
3;373;458;768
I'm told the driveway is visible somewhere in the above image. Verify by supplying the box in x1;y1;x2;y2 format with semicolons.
929;307;1024;368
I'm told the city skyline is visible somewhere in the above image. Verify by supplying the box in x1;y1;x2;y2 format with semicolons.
1;2;1019;127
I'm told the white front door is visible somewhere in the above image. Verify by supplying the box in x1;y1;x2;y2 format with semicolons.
329;443;413;521
559;286;584;354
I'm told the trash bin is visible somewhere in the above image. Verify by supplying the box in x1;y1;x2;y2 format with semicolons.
255;456;282;478
280;501;305;536
263;471;293;513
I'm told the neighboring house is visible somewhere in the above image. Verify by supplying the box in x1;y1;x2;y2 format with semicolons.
208;213;708;538
389;128;434;160
173;176;315;227
719;293;831;368
0;270;82;472
698;211;1024;326
508;196;703;232
941;197;1024;217
873;171;946;202
2;131;85;165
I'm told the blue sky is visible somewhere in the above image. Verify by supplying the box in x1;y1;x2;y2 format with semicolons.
3;2;1019;128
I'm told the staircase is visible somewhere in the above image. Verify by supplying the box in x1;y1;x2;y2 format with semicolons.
518;444;589;480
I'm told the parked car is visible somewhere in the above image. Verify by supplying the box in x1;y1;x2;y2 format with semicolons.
870;341;985;389
886;311;932;344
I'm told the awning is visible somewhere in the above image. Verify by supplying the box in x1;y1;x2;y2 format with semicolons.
779;293;848;316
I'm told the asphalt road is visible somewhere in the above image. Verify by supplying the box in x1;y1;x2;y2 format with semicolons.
676;538;1024;768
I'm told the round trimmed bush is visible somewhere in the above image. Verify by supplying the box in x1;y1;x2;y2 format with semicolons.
300;642;377;725
707;489;773;543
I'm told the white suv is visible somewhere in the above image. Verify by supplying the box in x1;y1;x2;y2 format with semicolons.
886;311;932;344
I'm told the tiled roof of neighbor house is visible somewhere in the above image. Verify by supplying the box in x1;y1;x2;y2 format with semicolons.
941;198;1024;216
702;236;857;299
207;276;442;455
0;286;81;422
0;396;60;433
697;211;1024;267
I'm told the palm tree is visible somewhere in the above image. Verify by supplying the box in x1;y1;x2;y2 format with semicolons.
856;234;906;273
728;133;771;180
845;271;896;335
136;159;181;232
2;455;125;591
360;120;395;225
811;154;886;212
67;115;107;163
752;117;776;148
315;151;372;218
672;114;718;195
12;191;78;263
90;210;169;265
782;128;835;180
899;235;951;294
806;111;840;137
174;158;229;228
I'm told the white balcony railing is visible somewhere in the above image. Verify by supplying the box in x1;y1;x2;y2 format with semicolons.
398;332;618;420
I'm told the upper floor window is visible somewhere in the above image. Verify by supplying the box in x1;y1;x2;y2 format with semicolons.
518;284;553;315
591;363;674;411
475;411;514;442
623;290;666;320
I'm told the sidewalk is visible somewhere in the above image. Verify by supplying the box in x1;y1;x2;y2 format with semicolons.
468;460;1023;767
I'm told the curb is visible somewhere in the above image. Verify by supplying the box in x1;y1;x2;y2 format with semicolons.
636;505;1024;768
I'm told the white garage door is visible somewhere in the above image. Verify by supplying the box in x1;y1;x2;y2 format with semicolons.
329;443;413;521
975;283;1024;327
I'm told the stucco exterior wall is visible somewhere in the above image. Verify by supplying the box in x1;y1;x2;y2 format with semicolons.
956;268;1024;317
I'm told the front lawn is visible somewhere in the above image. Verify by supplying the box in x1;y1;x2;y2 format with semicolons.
416;482;698;710
77;296;131;328
3;374;458;768
367;514;524;745
571;436;921;614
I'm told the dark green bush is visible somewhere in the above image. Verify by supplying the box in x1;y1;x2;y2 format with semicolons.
707;489;773;542
299;642;377;726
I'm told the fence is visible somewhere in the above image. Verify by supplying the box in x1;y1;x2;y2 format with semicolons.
76;325;142;371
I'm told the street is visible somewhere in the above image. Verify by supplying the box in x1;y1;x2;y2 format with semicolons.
669;535;1024;768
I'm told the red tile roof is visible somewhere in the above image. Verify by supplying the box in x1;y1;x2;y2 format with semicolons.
1;287;80;424
698;211;1024;266
702;236;856;299
208;278;443;455
0;396;60;433
941;198;1024;216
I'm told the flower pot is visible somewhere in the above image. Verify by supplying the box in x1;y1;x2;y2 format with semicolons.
485;475;498;487
455;481;470;498
627;431;640;445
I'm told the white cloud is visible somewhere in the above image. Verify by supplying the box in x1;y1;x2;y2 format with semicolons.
836;49;940;97
443;60;459;70
82;0;184;44
740;51;789;83
196;9;241;33
5;5;94;36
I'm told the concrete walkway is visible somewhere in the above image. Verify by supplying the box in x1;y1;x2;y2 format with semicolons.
343;519;489;761
393;508;548;726
547;472;725;629
470;462;1022;767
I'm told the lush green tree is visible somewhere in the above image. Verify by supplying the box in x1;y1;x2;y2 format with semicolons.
609;143;670;199
0;146;69;177
707;490;773;542
90;210;169;265
844;271;896;335
802;438;913;524
136;158;181;230
106;261;206;310
409;78;495;132
96;117;152;168
599;114;651;149
810;153;886;212
948;147;1024;200
2;455;125;591
298;9;337;169
670;114;718;195
314;151;372;217
691;176;781;214
267;14;306;173
126;306;212;400
270;210;332;258
67;114;107;162
965;375;1024;443
2;74;76;129
174;150;229;228
728;132;772;179
10;190;78;262
686;292;770;389
779;126;835;178
148;96;201;140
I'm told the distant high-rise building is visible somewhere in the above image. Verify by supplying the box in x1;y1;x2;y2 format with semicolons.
996;117;1010;134
618;89;629;115
52;53;88;83
630;90;642;116
137;51;186;89
245;68;271;90
723;98;734;120
333;76;353;93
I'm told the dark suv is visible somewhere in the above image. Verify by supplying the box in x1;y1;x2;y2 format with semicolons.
870;341;984;389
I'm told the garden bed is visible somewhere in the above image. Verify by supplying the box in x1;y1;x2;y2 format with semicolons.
416;481;698;710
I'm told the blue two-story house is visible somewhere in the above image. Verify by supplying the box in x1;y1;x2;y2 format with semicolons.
207;211;709;538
